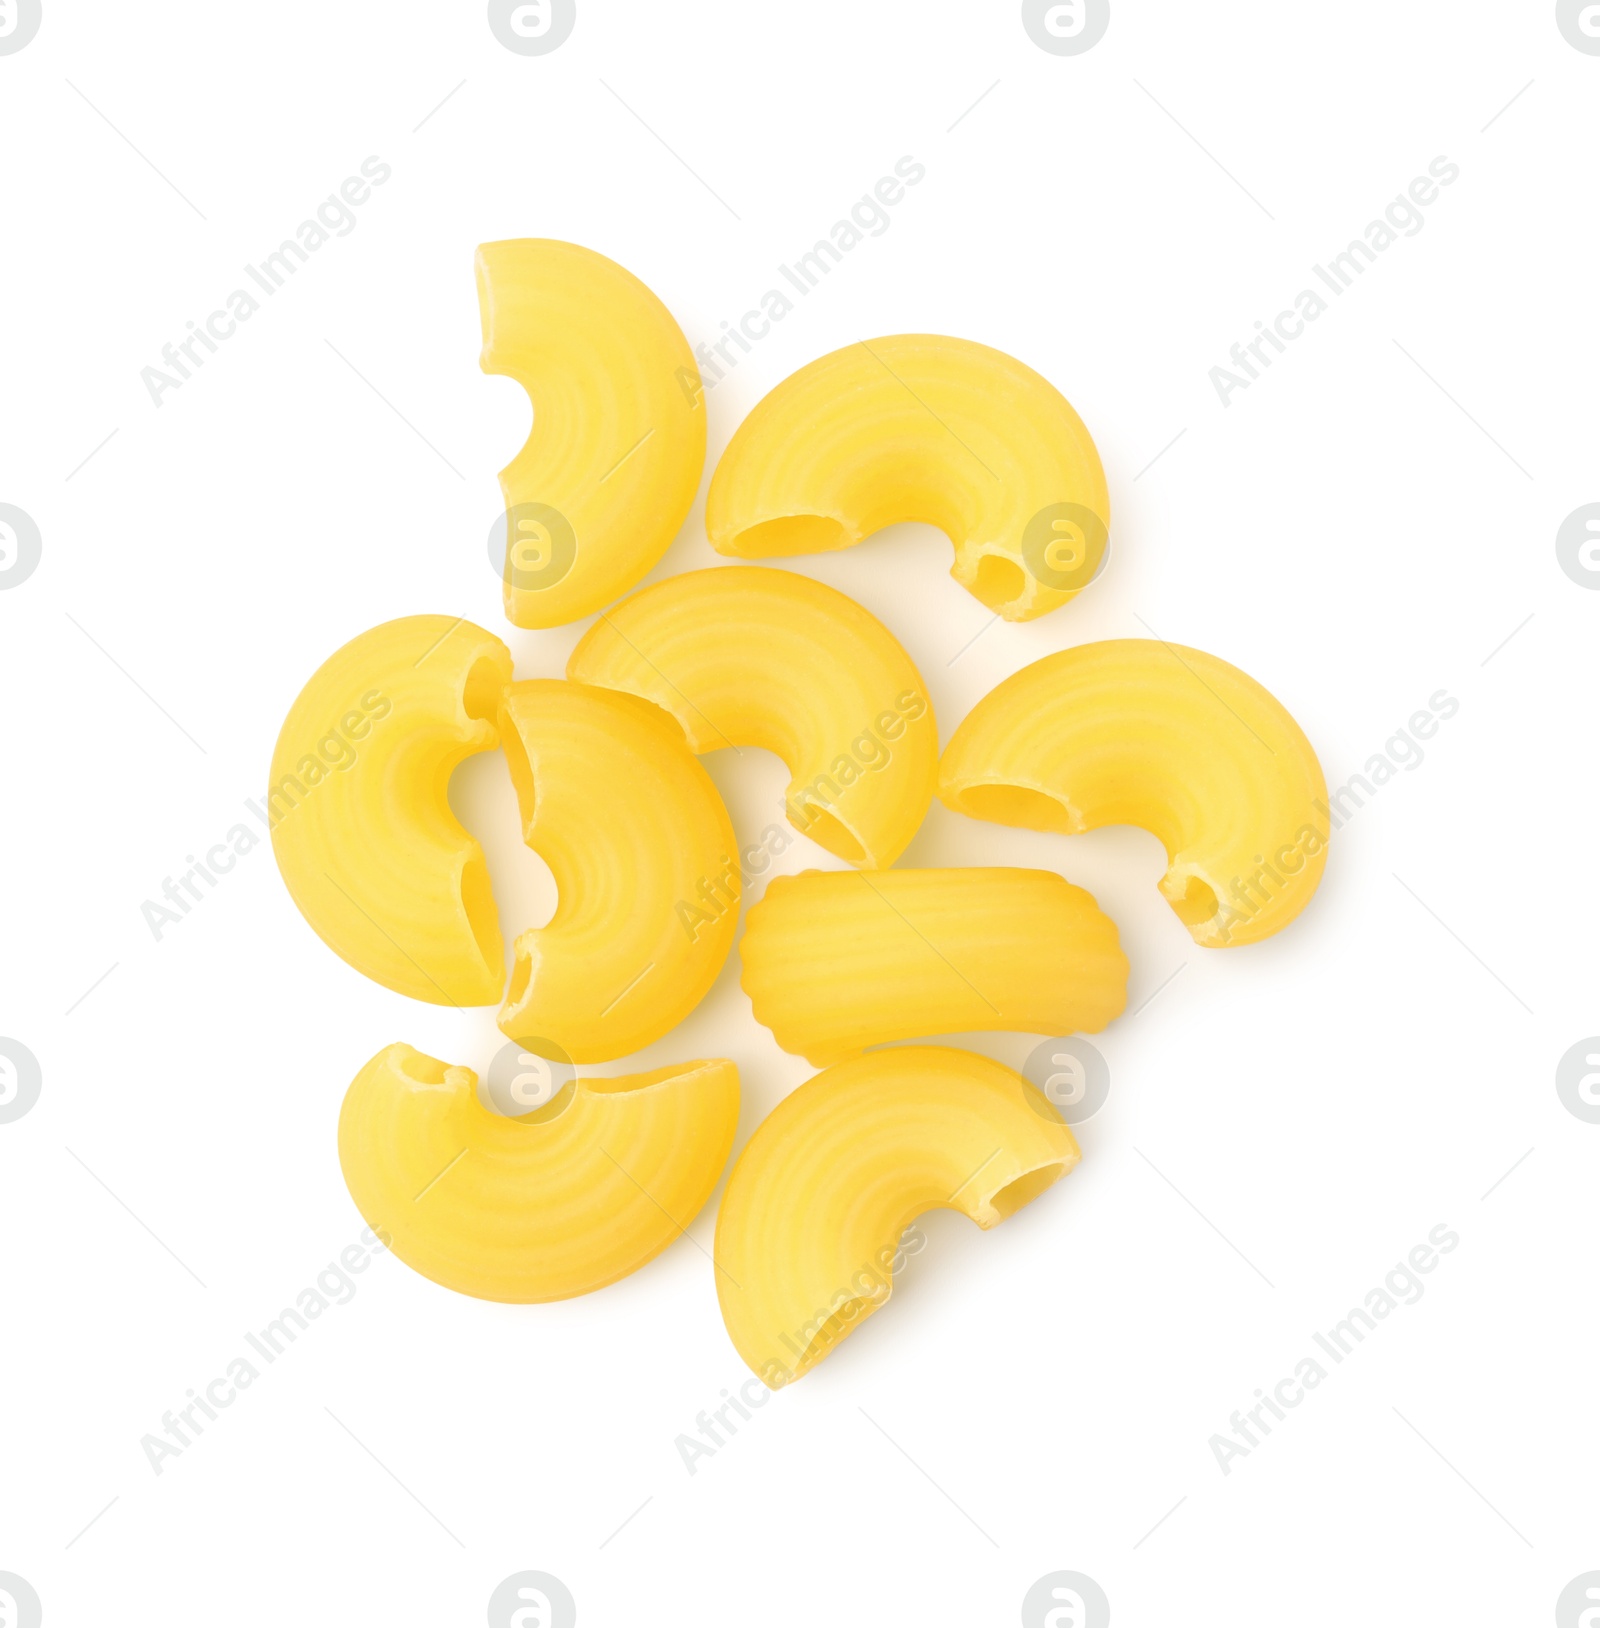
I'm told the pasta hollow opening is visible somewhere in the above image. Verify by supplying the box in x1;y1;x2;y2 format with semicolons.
507;1081;579;1126
987;1163;1066;1221
397;1050;452;1086
1172;873;1219;928
733;514;849;556
507;949;533;1008
462;654;508;724
459;853;501;983
971;554;1026;611
955;782;1074;833
797;806;868;866
500;725;537;826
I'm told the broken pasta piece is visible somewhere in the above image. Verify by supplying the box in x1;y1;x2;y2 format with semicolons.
269;615;512;1005
496;680;740;1062
740;867;1127;1066
340;1044;739;1302
477;238;705;627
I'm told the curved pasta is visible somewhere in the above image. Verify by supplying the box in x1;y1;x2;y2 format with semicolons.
715;1046;1079;1386
567;566;937;869
497;680;739;1062
269;615;512;1005
340;1043;739;1302
705;335;1108;622
740;867;1127;1066
939;640;1328;947
477;238;706;628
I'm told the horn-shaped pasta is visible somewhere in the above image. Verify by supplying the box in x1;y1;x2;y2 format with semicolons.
268;615;512;1005
340;1043;739;1302
477;238;705;627
496;680;740;1062
567;566;936;868
705;335;1108;621
939;640;1328;946
715;1046;1079;1386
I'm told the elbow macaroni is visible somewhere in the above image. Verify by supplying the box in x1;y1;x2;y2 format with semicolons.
939;639;1328;946
567;566;937;868
740;867;1128;1066
477;239;705;628
496;680;740;1062
263;241;1333;1374
340;1043;739;1302
715;1046;1080;1387
705;335;1109;622
269;615;512;1005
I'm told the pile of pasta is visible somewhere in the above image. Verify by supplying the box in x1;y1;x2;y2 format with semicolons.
271;240;1327;1388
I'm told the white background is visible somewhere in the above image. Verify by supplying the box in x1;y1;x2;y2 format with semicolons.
2;2;1596;1624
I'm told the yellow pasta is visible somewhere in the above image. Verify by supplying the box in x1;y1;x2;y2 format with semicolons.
340;1043;739;1302
705;335;1108;622
269;615;512;1005
715;1046;1079;1386
497;680;740;1062
740;867;1127;1066
477;238;705;628
939;640;1328;946
567;566;937;868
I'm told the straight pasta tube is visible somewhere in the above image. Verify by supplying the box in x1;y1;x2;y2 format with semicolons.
740;867;1128;1066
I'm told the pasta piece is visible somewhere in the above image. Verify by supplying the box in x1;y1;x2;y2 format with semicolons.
340;1044;738;1302
715;1046;1079;1386
705;335;1108;622
939;640;1328;947
497;680;740;1062
567;565;937;869
269;615;511;1005
740;867;1127;1066
477;238;705;627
